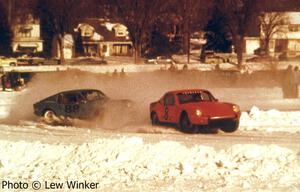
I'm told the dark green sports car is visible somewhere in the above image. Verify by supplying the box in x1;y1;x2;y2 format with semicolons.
33;89;133;124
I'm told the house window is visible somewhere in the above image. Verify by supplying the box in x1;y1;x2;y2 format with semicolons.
19;25;32;37
164;94;175;106
269;40;275;51
102;45;107;53
275;39;288;52
114;27;127;37
117;31;125;36
113;44;129;55
288;24;300;32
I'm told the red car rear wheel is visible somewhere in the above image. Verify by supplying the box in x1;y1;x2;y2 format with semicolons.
151;112;159;125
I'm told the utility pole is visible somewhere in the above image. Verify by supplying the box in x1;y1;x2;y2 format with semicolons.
184;0;191;64
7;0;12;25
187;0;191;64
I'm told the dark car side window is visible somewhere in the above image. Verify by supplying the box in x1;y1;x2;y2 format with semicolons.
164;94;175;106
82;90;101;101
58;93;84;104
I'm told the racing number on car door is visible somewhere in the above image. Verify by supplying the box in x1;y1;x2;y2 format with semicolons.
164;106;168;120
65;104;79;113
163;94;175;122
60;93;81;114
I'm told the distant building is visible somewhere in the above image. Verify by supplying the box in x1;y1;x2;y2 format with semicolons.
52;34;74;59
244;37;260;55
11;14;43;55
74;19;133;57
244;12;300;56
271;12;300;56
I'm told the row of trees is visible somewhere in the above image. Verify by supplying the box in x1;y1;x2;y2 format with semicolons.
0;0;296;67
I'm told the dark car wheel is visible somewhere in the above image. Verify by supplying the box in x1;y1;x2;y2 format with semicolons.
179;113;196;133
151;112;159;125
43;110;57;124
220;120;239;133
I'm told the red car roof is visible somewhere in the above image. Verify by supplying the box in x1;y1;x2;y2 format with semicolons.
166;89;209;95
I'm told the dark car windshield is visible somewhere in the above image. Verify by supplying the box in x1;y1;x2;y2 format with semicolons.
177;92;214;104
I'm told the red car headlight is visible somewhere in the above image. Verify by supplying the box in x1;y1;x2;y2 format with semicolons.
233;105;240;113
195;109;202;117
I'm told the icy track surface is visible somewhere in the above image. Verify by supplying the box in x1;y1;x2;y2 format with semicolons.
0;137;299;191
1;71;300;191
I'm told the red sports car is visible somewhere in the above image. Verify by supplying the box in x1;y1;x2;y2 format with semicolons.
150;89;241;133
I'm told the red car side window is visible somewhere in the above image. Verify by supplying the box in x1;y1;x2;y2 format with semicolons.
201;92;212;101
164;94;175;106
177;92;213;104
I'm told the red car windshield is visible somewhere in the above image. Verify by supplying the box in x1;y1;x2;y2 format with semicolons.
177;92;214;104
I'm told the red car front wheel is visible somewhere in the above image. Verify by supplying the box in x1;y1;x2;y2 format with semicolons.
220;120;239;133
179;113;196;133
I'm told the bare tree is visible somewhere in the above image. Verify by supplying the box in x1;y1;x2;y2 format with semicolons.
260;12;288;55
216;0;259;69
0;0;36;56
35;0;97;63
104;0;169;63
0;0;12;55
159;0;213;58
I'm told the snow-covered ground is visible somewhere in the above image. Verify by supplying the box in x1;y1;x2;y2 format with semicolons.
0;136;299;191
0;70;300;191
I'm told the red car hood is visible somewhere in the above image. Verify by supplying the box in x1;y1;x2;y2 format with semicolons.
183;101;237;117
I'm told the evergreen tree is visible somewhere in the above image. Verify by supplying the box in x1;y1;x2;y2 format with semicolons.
75;29;84;57
204;7;231;53
0;1;12;56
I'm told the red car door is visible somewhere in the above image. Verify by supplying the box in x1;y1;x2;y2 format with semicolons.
163;93;177;123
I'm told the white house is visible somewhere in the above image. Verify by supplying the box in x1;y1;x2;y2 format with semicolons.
74;19;132;57
12;14;43;54
244;12;300;56
52;34;74;59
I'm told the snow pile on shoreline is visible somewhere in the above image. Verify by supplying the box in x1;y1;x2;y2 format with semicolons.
240;106;300;133
0;137;299;191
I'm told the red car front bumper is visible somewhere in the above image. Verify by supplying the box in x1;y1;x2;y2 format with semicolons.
190;115;239;126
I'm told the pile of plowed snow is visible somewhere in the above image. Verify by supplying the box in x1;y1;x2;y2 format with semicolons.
239;106;300;133
0;137;299;191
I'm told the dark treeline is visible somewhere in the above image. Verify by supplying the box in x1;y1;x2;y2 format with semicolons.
0;0;299;64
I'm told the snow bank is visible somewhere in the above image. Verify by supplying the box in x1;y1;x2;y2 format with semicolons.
0;91;22;119
240;106;300;133
0;137;299;191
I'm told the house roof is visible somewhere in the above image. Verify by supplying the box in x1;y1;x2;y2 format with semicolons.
77;18;131;42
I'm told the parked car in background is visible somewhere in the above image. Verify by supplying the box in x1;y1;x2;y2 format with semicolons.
254;47;266;56
204;55;227;64
33;89;133;125
0;56;17;66
17;55;45;65
200;51;227;64
150;89;241;133
145;56;174;64
246;55;278;63
1;72;32;91
68;57;107;65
